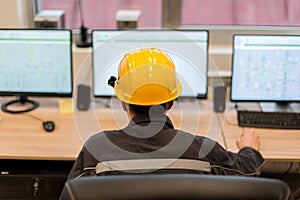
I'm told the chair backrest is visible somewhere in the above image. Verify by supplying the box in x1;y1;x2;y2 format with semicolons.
60;174;291;200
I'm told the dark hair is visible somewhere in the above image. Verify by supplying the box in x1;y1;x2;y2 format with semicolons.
129;103;167;114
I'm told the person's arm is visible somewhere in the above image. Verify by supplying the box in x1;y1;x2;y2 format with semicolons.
67;150;85;180
59;150;84;200
205;129;265;175
67;143;100;180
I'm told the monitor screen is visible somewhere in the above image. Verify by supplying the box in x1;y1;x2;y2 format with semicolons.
231;34;300;102
0;29;73;112
92;30;208;99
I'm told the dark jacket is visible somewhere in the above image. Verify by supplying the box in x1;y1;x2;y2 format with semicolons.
67;113;265;180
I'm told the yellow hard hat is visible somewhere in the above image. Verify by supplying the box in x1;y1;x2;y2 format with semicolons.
113;47;182;105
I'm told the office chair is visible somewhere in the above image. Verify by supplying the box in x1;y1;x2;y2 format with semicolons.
60;174;291;200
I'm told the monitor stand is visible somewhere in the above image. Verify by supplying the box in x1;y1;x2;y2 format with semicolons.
259;102;293;112
1;96;39;114
290;103;300;112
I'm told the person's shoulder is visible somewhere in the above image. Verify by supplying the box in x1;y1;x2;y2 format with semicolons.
174;129;220;146
85;130;121;143
171;129;208;141
173;129;204;137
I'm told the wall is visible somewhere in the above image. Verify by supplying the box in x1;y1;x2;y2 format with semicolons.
40;0;162;29
180;25;300;76
182;0;300;26
0;0;19;27
0;0;34;28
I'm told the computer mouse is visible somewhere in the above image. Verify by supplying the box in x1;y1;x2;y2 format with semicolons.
43;121;55;132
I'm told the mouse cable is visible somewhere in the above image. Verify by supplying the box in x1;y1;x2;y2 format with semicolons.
224;114;238;126
22;113;44;122
214;113;228;150
22;113;55;132
0;113;42;123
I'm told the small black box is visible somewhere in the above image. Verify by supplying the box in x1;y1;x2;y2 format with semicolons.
77;84;91;111
213;84;226;112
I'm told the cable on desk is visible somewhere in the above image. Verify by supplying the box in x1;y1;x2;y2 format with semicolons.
220;127;228;150
24;113;44;122
215;113;228;150
224;103;241;126
22;113;55;132
224;114;238;126
94;98;112;108
233;103;249;111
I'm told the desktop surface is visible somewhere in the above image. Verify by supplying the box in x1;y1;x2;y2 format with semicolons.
0;98;299;161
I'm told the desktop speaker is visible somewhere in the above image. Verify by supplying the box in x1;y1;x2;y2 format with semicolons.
77;84;91;111
213;84;226;112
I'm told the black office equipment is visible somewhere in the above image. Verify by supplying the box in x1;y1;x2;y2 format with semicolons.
0;159;74;199
60;174;291;200
92;29;209;99
75;0;91;48
43;121;55;132
231;34;300;105
237;110;300;129
231;34;300;128
76;84;91;111
213;84;226;112
0;29;73;113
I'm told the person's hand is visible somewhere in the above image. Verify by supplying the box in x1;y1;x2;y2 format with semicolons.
236;128;260;151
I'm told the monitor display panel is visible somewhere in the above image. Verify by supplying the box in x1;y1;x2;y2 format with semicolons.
92;30;208;99
0;29;73;112
231;34;300;102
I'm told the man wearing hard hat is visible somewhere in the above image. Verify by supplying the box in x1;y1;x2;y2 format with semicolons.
67;47;264;179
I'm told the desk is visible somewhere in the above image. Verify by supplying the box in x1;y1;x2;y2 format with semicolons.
223;108;300;162
0;98;81;161
0;98;299;162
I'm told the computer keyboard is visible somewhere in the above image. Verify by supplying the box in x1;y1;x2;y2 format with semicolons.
237;110;300;129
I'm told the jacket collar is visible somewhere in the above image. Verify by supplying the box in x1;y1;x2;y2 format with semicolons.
128;113;174;129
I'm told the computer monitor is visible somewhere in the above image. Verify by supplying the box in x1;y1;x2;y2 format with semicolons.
92;29;208;99
231;34;300;111
0;29;73;113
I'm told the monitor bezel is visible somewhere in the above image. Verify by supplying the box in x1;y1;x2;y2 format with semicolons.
0;28;73;98
91;29;209;100
230;33;300;103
